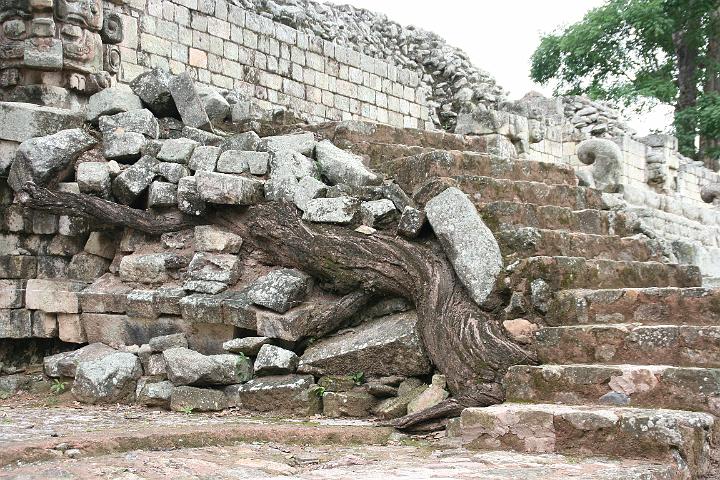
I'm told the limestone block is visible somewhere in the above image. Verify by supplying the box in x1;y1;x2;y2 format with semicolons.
156;162;190;183
315;140;381;187
103;132;147;163
72;352;142;404
194;225;243;254
147;181;178;208
258;132;315;156
157;138;199;164
0;102;83;143
253;344;299;375
169;72;213;131
86;85;144;123
58;313;86;343
177;176;206;216
130;68;176;117
195;171;264;205
188;145;220;172
246;268;311;313
0;309;32;338
76;162;111;197
302;196;359;224
293;176;328;211
25;279;86;313
99;109;159;139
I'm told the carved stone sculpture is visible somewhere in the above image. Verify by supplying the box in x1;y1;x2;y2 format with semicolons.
576;138;623;193
0;0;122;98
701;183;720;204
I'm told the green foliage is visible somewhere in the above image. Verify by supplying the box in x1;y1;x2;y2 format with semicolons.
50;379;67;395
179;406;194;414
309;385;326;398
678;92;720;157
351;372;365;385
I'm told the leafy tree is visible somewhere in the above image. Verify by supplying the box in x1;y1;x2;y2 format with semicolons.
530;0;720;166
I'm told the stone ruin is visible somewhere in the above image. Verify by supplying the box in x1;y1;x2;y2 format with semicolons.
1;0;720;478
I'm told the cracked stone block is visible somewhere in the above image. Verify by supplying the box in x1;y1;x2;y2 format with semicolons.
157;138;199;164
254;344;299;376
177;176;206;216
187;252;241;284
194;225;243;254
359;199;398;229
315;140;382;187
188;145;220;172
302;196;360;224
25;278;86;313
156;162;190;183
195;171;264;205
220;131;260;152
168;72;212;131
293;176;327;211
246;268;311;313
67;252;111;281
31;310;57;338
99;109;159;139
76;162;111;197
216;150;249;174
112;155;159;205
397;206;426;238
147;181;178;208
86;85;143;124
258;133;315;156
103;132;147;163
0;102;83;143
130;67;176;117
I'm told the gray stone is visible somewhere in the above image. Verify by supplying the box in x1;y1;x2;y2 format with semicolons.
0;280;24;309
169;73;212;131
72;352;142;404
164;347;251;386
84;232;117;260
221;292;258;330
187;252;241;284
397;207;426;238
599;391;631;406
112;155;159;205
194;226;243;254
231;100;269;123
323;390;377;418
31;310;58;338
130;68;176;117
76;162;111;197
259;133;315;156
220;132;260;152
99;109;159;139
170;386;227;412
157;138;199;164
315;140;381;187
195;171;265;205
86;85;143;124
425;187;502;306
269;149;317;179
147;181;177;208
216;150;249;174
126;290;158;318
118;253;174;284
254;305;315;342
181;126;223;146
0;102;83;143
136;378;173;408
224;374;320;415
223;337;271;356
264;173;298;202
298;311;431;377
103;132;148;163
180;294;224;325
155;287;186;315
8;129;97;192
247;268;312;313
44;342;116;378
209;353;253;384
293;176;328;211
188;145;220;172
144;354;167;377
25;278;85;313
156;162;190;183
196;84;230;122
66;253;110;281
183;280;228;294
149;333;188;352
577;138;623;193
373;379;428;419
177;176;206;216
0;309;31;338
247;152;269;175
254;344;299;375
359;199;398;228
407;374;449;414
78;274;131;313
302;196;359;224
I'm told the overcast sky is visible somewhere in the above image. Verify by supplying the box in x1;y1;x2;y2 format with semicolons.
323;0;673;134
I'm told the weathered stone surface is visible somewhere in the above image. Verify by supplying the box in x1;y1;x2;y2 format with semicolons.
246;269;311;314
136;378;173;408
259;133;315;156
359;199;398;228
254;305;315;342
223;337;271;356
317;375;357;392
157;138;199;164
254;344;299;375
25;279;86;313
156;162;190;183
58;313;86;343
195;171;264;205
99;109;160;139
577;138;623;193
163;347;251;386
84;232;117;260
182;126;223;146
225;374;321;415
67;252;110;281
302;196;359;224
86;85;143;123
0;309;31;338
323;390;377;418
298;312;431;377
155;287;186;315
118;253;176;284
183;280;228;294
170;386;227;412
180;294;224;325
125;290;158;318
72;352;143;404
44;342;116;378
0;102;83;143
8;129;97;192
147;181;177;208
315;140;381;187
209;353;253;385
220;132;261;152
130;68;176;117
425;187;502;306
188;145;220;172
102;132;147;162
187;253;241;284
0;255;37;279
196;84;230;122
149;333;188;353
397;206;426;238
177;176;206;216
168;73;212;131
81;314;192;348
293;176;328;211
31;310;58;338
0;279;24;309
78;273;131;313
194;225;243;254
407;374;449;414
373;378;428;419
112;155;159;205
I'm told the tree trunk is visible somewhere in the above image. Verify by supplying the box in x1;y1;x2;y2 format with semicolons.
700;5;720;169
673;13;702;158
20;184;536;431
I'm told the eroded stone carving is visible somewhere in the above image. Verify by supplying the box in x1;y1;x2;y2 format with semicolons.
576;138;623;193
701;183;720;204
0;0;122;97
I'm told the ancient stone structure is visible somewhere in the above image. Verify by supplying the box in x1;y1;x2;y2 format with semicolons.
1;1;720;478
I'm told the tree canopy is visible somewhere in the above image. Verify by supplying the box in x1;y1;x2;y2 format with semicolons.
530;0;720;165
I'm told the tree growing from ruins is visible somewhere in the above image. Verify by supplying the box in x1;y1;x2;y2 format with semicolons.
530;0;720;167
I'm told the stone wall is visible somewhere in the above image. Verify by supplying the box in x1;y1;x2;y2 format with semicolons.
108;0;431;129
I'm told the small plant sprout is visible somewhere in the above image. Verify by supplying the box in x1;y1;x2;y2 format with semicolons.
310;385;326;398
50;379;67;395
179;406;194;415
351;372;365;385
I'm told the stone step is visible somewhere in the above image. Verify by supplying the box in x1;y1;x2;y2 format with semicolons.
380;150;578;194
479;201;637;237
455;402;714;478
507;257;702;292
456;176;605;210
547;287;720;327
536;324;720;368
504;364;720;416
496;228;663;263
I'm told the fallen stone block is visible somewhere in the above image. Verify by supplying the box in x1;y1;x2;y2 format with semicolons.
323;390;377;418
223;336;271;356
119;253;177;284
84;232;117;260
407;374;449;414
156;162;190;184
180;294;224;324
425;187;503;306
157;138;199;164
194;225;243;254
44;342;116;378
164;347;251;386
0;101;83;143
149;333;188;352
170;386;227;412
196;84;230;122
258;133;315;156
359;199;398;229
181;126;223;146
103;132;147;163
188;145;220;172
195;171;264;205
99;108;159;139
221;292;258;330
136;378;173;408
177;176;206;216
225;374;320;415
183;280;227;294
169;72;212;131
298;312;432;377
397;207;426;238
187;252;241;284
155;287;186;315
246;268;311;314
112;155;159;205
302;196;360;224
254;344;299;375
66;252;110;282
85;85;143;123
0;309;31;338
216;150;249;174
315;140;382;187
293;176;327;211
147;181;178;208
126;290;158;318
254;305;315;342
373;378;428;419
25;278;85;313
78;273;131;313
130;68;176;117
220;131;260;152
72;352;143;404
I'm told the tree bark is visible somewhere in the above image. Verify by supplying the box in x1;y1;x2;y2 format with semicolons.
673;9;702;158
700;5;720;169
21;184;535;431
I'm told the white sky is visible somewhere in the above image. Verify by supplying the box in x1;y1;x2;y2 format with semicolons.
323;0;673;134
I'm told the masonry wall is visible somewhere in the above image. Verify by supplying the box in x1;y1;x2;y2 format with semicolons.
106;0;431;129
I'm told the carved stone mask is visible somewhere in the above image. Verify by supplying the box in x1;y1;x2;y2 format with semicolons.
54;0;102;31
